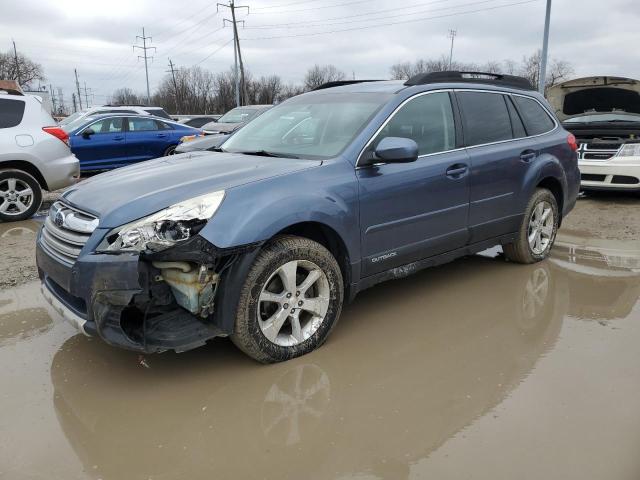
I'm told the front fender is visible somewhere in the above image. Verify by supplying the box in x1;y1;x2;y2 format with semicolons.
200;160;360;263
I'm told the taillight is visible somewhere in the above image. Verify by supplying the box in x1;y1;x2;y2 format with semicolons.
567;133;578;152
43;126;69;146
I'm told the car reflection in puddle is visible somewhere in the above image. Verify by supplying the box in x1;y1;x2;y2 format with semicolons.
49;229;639;480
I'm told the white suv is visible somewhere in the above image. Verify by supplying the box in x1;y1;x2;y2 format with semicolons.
59;105;171;127
0;88;79;222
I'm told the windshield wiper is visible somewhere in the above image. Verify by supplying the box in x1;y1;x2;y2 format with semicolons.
236;150;299;159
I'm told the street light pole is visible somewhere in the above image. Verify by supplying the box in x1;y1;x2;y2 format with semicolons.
538;0;552;95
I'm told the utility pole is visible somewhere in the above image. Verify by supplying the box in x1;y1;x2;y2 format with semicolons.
448;29;457;70
12;40;21;86
219;1;249;107
538;0;552;95
82;81;91;108
72;93;77;113
167;58;180;114
49;84;57;114
133;27;156;105
74;69;83;110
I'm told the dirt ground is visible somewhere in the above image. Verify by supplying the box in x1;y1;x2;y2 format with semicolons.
0;191;639;480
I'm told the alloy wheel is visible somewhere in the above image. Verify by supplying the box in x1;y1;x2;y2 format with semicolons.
258;260;330;347
0;178;34;216
527;201;554;255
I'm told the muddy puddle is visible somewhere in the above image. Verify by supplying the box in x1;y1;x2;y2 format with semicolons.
0;223;639;480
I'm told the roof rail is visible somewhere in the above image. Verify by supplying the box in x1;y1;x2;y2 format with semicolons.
312;80;383;91
404;71;534;90
0;88;24;96
102;104;148;107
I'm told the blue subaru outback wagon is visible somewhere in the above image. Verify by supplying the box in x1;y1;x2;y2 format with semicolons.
37;72;580;363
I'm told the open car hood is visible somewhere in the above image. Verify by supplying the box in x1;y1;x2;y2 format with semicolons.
547;76;640;122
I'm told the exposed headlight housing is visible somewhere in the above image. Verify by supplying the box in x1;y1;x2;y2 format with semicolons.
99;191;225;253
615;143;640;158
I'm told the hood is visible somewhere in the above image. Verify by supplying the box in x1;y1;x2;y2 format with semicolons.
547;76;640;121
202;122;241;134
175;134;228;153
62;152;321;228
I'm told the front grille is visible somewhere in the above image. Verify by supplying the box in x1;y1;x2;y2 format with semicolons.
577;143;619;161
40;202;98;264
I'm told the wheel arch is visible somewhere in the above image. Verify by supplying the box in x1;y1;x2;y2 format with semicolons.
0;160;48;190
536;176;564;223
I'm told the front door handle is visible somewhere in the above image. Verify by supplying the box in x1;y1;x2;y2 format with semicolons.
446;164;468;178
157;133;167;138
520;150;537;162
113;136;124;141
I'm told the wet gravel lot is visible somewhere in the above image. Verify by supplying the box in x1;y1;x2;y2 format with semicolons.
0;192;639;480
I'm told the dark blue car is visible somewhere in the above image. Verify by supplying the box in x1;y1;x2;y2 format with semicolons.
65;114;200;171
37;72;580;363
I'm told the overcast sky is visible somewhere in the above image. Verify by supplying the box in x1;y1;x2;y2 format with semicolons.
3;0;639;109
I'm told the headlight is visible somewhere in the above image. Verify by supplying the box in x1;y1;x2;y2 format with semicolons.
100;191;225;253
615;143;640;158
179;134;201;143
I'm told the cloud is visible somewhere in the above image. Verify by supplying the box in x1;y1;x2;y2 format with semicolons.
3;0;639;110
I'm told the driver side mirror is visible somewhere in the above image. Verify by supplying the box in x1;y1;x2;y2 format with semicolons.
82;128;95;139
363;136;419;166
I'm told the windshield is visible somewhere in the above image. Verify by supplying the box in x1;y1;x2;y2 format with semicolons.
217;107;263;124
564;113;640;123
221;93;390;159
59;111;86;126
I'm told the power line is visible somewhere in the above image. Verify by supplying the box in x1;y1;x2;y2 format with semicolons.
249;0;372;14
246;0;508;29
245;0;540;39
133;27;156;104
252;0;325;9
193;38;235;66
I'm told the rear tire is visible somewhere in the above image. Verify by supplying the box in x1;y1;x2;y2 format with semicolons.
231;235;344;363
503;188;559;264
0;169;42;222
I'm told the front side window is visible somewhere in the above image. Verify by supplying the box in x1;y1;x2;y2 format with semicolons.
87;117;124;134
367;92;456;157
222;93;390;159
458;92;513;146
128;117;159;132
0;98;26;128
513;96;555;135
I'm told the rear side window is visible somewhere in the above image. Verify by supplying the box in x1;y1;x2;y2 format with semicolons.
513;96;555;135
0;98;26;128
506;97;527;138
145;109;171;119
458;92;512;146
129;117;159;131
372;92;456;156
185;117;214;128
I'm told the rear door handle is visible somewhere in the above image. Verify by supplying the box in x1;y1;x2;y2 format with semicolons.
520;150;537;162
446;164;468;178
157;133;167;138
113;136;124;141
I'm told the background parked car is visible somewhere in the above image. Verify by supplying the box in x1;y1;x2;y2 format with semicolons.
547;76;640;191
0;87;79;222
175;115;222;128
63;114;200;171
59;105;171;127
174;132;228;154
200;105;271;135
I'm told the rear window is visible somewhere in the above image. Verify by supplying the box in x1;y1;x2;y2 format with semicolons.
0;98;26;128
145;108;171;119
458;92;512;146
513;96;555;135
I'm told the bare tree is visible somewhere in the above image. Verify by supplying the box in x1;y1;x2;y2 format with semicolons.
303;64;346;90
518;50;574;92
0;51;45;89
110;88;145;105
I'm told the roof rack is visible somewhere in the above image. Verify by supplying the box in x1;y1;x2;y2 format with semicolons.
102;104;148;107
0;88;24;96
312;80;383;91
404;71;534;90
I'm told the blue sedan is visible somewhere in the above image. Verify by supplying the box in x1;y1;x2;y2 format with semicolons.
64;114;201;171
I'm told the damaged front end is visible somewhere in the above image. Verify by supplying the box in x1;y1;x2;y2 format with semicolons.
91;236;258;354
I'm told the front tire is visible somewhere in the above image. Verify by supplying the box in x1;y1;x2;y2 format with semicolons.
503;188;559;264
231;235;344;363
0;169;42;222
164;145;177;156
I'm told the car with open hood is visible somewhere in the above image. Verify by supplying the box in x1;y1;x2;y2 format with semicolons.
36;72;579;363
547;76;640;191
